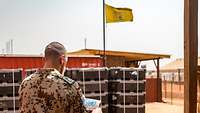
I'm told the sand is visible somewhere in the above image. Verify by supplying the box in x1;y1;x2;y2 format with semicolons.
146;102;184;113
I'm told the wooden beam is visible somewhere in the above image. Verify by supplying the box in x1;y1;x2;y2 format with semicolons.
153;59;162;102
156;59;162;102
184;0;198;112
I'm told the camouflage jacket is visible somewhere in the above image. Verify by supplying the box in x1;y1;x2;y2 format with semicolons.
19;68;87;113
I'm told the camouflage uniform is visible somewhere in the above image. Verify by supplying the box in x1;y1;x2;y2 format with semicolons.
19;68;87;113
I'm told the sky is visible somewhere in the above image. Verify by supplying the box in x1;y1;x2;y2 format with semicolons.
0;0;199;69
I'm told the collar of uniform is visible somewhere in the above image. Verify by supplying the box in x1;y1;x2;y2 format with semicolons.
50;68;63;78
37;68;63;77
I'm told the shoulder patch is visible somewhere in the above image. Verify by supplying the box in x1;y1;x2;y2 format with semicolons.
50;69;75;85
62;76;75;85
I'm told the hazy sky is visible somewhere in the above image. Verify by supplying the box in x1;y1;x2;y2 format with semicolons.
0;0;199;68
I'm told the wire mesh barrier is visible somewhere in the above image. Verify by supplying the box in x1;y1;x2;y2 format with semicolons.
0;69;22;113
65;68;109;113
65;67;146;113
108;68;145;113
0;67;146;113
0;70;22;83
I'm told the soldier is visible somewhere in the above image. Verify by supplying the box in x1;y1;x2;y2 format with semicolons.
19;42;87;113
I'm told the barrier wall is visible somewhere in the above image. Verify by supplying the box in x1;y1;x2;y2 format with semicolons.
65;68;146;113
0;69;22;113
0;67;146;113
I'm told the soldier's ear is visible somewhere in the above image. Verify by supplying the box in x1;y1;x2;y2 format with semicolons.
59;55;65;65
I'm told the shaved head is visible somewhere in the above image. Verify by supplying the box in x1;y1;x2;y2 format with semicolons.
44;42;67;74
45;42;66;58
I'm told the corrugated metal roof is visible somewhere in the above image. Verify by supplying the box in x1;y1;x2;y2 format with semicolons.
67;49;170;61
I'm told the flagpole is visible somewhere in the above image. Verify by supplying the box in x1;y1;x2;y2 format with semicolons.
103;0;106;67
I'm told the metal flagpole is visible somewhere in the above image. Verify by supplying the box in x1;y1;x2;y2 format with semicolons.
103;0;106;67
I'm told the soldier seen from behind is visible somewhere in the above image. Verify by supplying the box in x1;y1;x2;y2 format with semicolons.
18;42;87;113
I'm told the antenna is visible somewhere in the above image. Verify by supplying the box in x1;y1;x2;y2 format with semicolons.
5;39;13;54
6;41;9;54
84;38;87;49
11;39;13;54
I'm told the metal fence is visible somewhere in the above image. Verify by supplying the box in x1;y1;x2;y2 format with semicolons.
161;70;200;106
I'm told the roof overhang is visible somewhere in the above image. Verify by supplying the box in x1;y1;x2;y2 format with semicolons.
67;49;170;61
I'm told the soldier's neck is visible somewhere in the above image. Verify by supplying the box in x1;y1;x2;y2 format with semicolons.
44;62;61;72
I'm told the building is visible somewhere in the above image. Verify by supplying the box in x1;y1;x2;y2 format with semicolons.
160;57;200;82
0;54;102;69
0;49;170;102
68;49;170;67
0;49;170;70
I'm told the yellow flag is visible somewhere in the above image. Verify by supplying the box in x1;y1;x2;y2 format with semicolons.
106;4;133;23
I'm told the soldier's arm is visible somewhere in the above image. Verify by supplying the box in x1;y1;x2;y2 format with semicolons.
62;76;88;113
72;82;88;113
72;93;88;113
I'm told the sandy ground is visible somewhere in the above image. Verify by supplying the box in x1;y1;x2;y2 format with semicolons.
146;102;184;113
162;98;184;106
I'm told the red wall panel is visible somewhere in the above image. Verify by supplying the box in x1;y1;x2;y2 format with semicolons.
146;78;162;102
0;56;103;69
67;57;102;68
0;57;44;69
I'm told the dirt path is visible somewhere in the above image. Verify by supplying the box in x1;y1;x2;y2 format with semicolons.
146;102;184;113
